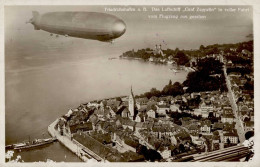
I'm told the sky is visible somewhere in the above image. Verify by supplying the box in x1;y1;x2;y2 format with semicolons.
5;5;253;47
5;5;253;71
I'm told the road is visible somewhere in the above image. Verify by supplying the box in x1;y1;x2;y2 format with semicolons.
222;59;245;143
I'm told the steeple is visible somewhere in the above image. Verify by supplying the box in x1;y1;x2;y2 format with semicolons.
129;85;135;119
131;85;134;97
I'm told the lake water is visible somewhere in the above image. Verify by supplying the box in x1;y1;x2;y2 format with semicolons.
5;44;188;162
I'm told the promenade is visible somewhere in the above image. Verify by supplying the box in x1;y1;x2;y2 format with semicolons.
48;119;102;162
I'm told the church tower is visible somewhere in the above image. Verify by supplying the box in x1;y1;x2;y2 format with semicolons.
129;86;135;119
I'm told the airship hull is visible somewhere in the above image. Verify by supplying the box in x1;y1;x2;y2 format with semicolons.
30;11;126;42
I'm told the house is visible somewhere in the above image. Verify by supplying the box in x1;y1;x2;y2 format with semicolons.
223;132;238;144
170;136;177;145
147;109;156;118
156;105;170;116
95;107;108;118
181;117;192;126
135;113;146;122
190;132;205;146
121;119;136;131
158;146;171;159
193;109;202;116
136;97;148;109
113;131;126;146
239;105;249;113
221;114;235;124
123;137;139;152
170;104;180;112
106;99;122;109
199;101;214;118
87;101;100;108
244;121;254;132
69;122;93;137
191;92;200;99
223;123;235;133
212;122;224;131
121;107;131;118
158;100;167;106
188;124;200;133
135;122;145;132
200;120;211;134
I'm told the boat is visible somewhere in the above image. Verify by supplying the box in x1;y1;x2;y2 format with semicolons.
108;57;117;60
5;144;15;150
169;68;179;73
13;138;57;150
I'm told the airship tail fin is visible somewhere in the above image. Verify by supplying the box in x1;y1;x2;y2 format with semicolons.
31;11;40;30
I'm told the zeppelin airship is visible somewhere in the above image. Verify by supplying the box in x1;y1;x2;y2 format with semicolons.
28;11;126;42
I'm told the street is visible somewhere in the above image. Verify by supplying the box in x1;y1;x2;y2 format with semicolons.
223;61;245;143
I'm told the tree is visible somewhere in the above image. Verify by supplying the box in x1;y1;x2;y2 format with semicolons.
175;51;190;66
200;45;205;50
136;144;147;155
245;131;254;140
227;138;231;146
179;144;185;153
169;80;172;85
146;149;162;162
116;97;122;102
213;131;219;136
175;47;179;53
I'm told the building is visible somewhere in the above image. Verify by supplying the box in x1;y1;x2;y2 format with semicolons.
223;132;239;144
190;132;205;146
170;104;180;112
244;121;254;132
136;97;148;109
221;114;235;124
153;44;165;57
147;109;156;118
156;105;170;116
200;120;211;134
129;86;135;120
158;147;171;159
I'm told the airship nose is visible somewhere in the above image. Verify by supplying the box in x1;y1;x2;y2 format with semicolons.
112;20;126;37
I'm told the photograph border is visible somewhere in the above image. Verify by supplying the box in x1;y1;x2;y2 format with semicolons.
0;0;259;167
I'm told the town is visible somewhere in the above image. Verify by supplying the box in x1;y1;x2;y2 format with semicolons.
50;40;254;162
